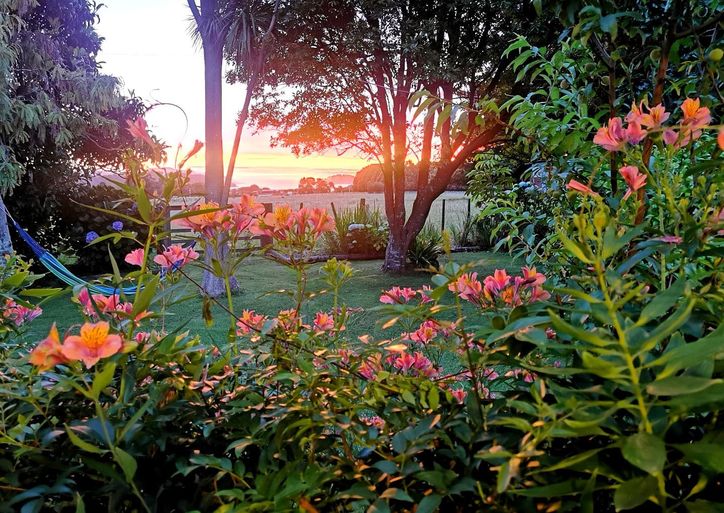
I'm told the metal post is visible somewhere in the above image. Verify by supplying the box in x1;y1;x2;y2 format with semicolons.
441;199;446;230
467;198;471;219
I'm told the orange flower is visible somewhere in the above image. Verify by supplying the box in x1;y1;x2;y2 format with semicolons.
178;140;204;169
593;117;627;152
566;180;599;197
640;104;670;128
29;323;68;371
619;165;647;200
681;98;711;126
625;102;646;125
718;128;724;150
126;118;156;150
61;321;123;368
309;208;335;235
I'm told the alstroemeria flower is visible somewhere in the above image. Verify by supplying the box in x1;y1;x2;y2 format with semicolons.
178;139;204;169
625;121;647;144
124;248;145;267
566;180;600;197
663;129;679;146
625;102;646;125
61;321;123;368
718;128;724;150
29;323;68;371
451;388;467;404
379;286;417;304
126;117;156;150
678;98;712;146
3;298;42;326
619;165;647;200
448;273;484;304
236;309;268;335
593;117;627;151
640;104;670;128
484;269;511;296
154;244;199;270
313;312;335;333
681;98;712;126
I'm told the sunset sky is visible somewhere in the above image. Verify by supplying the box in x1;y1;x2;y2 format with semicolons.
96;0;371;188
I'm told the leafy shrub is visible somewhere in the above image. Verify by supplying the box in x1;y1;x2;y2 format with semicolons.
0;95;721;513
407;224;443;268
324;203;388;255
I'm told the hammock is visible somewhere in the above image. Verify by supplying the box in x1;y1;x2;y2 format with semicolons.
5;207;140;296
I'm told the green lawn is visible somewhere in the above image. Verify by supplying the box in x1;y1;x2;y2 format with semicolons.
26;251;517;344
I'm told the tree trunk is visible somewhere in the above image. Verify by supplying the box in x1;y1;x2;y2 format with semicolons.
383;229;409;273
199;7;237;296
0;195;13;255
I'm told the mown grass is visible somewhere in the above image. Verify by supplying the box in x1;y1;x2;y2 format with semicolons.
26;251;517;345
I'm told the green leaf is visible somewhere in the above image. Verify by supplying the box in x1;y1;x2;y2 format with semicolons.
647;377;721;396
637;280;687;325
557;230;593;263
614;475;657;511
599;14;618;40
131;275;159;318
65;426;105;454
649;324;724;379
114;447;137;481
674;443;724;474
417;495;442;513
635;298;695;354
19;287;62;298
622;433;666;475
549;311;616;347
91;363;117;400
379;488;413;502
74;493;85;513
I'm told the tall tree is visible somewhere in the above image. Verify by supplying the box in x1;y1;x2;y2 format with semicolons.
188;0;280;295
0;0;142;255
251;0;556;271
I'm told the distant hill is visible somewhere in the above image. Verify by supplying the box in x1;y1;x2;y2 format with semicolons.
351;163;470;192
327;173;355;186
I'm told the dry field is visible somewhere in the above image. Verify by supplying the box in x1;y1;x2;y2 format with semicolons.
171;190;478;232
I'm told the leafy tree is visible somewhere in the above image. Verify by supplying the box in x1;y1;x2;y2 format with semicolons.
0;0;144;256
250;0;558;271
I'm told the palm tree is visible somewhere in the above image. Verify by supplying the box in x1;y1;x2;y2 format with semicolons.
187;0;280;295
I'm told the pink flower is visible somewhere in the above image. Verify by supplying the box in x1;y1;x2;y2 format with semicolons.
521;266;545;287
153;245;199;270
448;273;484;304
566;180;599;197
359;354;382;380
393;351;416;373
625;121;647;145
593;117;627;152
652;235;683;244
236;309;268;335
625;102;646;125
379;286;417;304
483;269;511;296
640;104;670;128
678;98;712;146
124;248;145;267
3;298;42;327
451;388;467;404
407;320;440;345
619;165;647;200
663;129;679;146
313;311;335;333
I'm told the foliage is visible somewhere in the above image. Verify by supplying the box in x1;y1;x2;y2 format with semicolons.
324;203;388;256
407;224;443;269
297;176;333;193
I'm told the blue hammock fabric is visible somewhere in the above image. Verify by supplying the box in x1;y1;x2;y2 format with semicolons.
8;213;140;296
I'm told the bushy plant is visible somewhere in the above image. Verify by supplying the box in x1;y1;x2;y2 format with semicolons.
324;203;388;256
407;224;443;269
0;95;721;513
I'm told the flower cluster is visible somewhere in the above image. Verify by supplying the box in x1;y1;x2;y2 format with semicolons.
251;205;334;247
29;321;124;370
571;97;715;200
378;285;432;304
76;289;149;323
153;244;199;270
448;267;549;308
2;298;42;327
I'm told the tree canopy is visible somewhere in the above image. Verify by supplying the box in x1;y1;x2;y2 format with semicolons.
246;0;559;270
